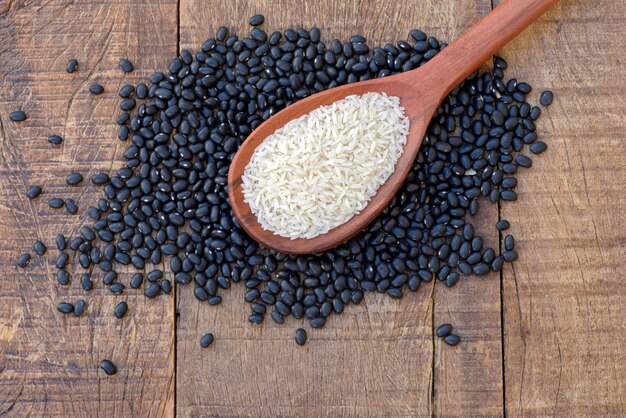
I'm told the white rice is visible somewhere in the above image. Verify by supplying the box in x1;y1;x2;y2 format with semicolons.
241;92;409;239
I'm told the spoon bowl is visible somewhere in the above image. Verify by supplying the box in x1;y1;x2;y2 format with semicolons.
228;0;559;254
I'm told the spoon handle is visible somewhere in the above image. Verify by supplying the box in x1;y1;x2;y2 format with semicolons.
422;0;558;98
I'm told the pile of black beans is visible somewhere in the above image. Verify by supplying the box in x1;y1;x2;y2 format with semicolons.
19;15;551;348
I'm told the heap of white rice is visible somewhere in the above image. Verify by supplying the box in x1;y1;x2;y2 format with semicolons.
241;92;409;240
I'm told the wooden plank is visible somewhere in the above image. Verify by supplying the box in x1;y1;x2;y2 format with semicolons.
493;0;626;415
429;3;504;416
177;1;496;416
433;200;504;416
0;1;177;416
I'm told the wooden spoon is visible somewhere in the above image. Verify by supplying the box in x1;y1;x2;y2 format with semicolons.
228;0;558;254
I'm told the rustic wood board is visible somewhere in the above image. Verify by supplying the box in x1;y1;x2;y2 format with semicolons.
493;0;626;415
0;0;624;417
0;0;177;416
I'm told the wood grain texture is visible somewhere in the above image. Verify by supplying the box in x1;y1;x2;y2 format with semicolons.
1;0;624;416
0;0;177;416
493;0;626;415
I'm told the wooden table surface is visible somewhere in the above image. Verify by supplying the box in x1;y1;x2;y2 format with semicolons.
0;0;624;416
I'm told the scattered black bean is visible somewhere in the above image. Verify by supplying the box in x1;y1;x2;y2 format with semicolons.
100;359;117;375
65;198;78;214
496;220;510;231
56;270;70;285
57;302;74;314
161;279;172;294
49;197;64;209
55;234;66;250
295;328;307;346
9;111;27;122
66;172;84;185
17;253;31;267
130;273;143;288
66;58;78;73
55;252;69;269
91;173;110;185
436;323;453;338
109;283;125;294
119;84;134;98
103;271;117;285
89;83;104;95
530;141;547;154
504;234;515;251
74;299;87;316
81;274;93;291
539;90;554;106
145;283;160;298
200;332;214;348
249;14;264;26
114;301;128;318
48;134;63;145
33;240;46;256
26;185;42;199
444;334;460;346
119;58;134;73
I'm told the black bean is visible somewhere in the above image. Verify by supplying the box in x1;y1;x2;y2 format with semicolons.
445;272;460;287
539;90;553;106
249;14;264;26
119;58;134;73
33;240;46;256
515;155;532;168
57;270;70;285
436;323;453;337
109;283;125;294
9;111;27;122
504;234;515;251
17;253;31;267
161;279;172;294
310;317;326;328
26;185;42;199
114;301;128;318
81;274;93;291
66;58;78;73
127;273;142;288
530;141;547;154
500;190;518;201
200;332;214;348
73;299;87;316
502;250;518;262
100;359;117;375
119;85;134;98
91;173;111;185
49;197;64;209
64;198;78;214
48;134;63;145
57;302;74;314
444;334;460;346
89;83;104;95
102;271;116;285
55;253;69;269
145;283;161;298
120;99;136;111
55;234;66;250
66;172;84;186
249;314;264;324
496;220;510;231
295;328;307;346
